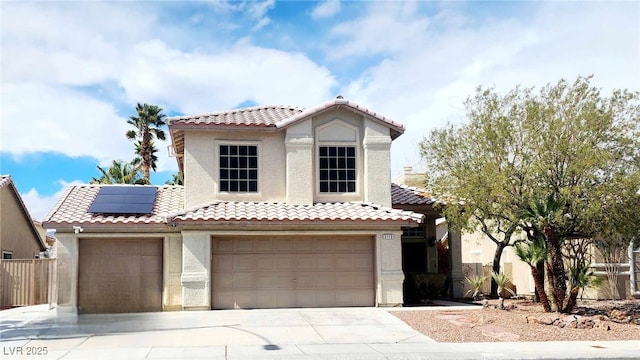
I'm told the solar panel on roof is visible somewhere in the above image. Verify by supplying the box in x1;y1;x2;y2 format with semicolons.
88;186;158;214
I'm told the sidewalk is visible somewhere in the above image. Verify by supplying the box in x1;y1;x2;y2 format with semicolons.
1;305;638;359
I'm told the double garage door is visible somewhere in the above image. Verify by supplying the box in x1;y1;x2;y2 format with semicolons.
78;239;162;314
212;236;375;309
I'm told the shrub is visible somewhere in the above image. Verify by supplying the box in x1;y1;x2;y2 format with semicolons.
412;272;447;302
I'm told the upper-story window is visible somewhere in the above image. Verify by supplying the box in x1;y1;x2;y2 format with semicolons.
319;145;356;193
219;144;258;192
2;251;13;259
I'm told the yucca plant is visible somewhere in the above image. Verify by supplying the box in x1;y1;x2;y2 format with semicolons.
491;272;515;309
464;275;486;301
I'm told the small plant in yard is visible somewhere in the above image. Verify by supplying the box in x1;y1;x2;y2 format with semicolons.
491;272;515;310
464;275;486;301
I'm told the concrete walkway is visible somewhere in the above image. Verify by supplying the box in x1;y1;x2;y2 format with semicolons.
1;304;638;359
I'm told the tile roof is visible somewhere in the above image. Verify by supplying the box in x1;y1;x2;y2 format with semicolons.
0;175;12;189
42;185;185;227
391;183;436;205
168;99;406;174
168;201;424;225
42;184;426;228
167;99;404;133
168;105;304;127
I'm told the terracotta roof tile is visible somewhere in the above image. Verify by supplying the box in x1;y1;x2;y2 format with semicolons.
42;185;185;226
169;201;424;224
168;105;304;127
391;183;436;205
0;175;12;189
42;184;425;227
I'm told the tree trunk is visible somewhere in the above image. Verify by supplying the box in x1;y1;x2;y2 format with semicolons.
544;225;566;313
530;266;551;312
564;287;580;313
491;242;507;298
534;261;545;302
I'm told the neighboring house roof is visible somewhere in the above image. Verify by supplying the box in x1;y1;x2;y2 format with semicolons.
168;98;406;174
43;184;424;230
169;201;424;225
391;183;436;206
0;175;47;251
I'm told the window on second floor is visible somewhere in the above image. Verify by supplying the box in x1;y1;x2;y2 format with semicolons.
219;144;258;192
319;145;356;193
2;251;13;259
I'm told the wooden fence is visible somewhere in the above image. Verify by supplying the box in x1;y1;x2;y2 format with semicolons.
0;258;56;309
462;262;514;297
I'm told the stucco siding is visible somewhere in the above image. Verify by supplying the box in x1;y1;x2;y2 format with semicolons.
183;131;286;207
0;186;43;259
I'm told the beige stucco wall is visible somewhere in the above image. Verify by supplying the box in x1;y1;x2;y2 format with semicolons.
181;108;394;208
183;131;287;208
460;229;533;296
0;185;43;259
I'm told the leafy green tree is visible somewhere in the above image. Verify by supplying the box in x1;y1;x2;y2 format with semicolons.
126;103;167;184
420;85;534;298
90;160;143;184
421;76;639;311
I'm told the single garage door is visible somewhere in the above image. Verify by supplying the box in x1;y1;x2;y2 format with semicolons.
78;239;162;313
211;236;374;309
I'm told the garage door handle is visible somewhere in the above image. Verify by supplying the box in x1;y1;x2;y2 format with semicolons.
292;279;296;283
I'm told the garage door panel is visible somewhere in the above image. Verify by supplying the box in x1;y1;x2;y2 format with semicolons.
314;273;335;289
234;239;253;252
233;273;256;288
79;239;162;314
142;255;162;273
295;272;314;288
214;255;232;271
211;236;373;309
353;254;373;270
256;256;274;270
215;239;234;253
256;273;275;288
274;255;294;270
315;255;333;270
255;239;274;252
295;254;315;270
234;254;255;270
274;272;295;288
275;239;293;251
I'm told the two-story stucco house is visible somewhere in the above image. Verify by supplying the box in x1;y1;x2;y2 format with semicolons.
44;98;428;314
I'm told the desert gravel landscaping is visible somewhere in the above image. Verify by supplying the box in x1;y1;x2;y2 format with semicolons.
393;299;640;343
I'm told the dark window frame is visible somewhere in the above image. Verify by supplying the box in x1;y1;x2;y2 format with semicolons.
219;144;258;193
318;145;357;193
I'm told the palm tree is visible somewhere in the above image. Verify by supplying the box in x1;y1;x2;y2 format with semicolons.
126;103;166;184
520;194;568;312
165;173;183;185
90;160;143;184
491;272;515;310
515;238;551;312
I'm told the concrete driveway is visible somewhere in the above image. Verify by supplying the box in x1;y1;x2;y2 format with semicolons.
2;305;639;359
1;306;435;359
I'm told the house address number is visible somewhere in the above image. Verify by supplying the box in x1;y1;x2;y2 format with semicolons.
382;233;393;240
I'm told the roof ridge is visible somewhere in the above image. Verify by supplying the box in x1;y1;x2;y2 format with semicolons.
168;104;304;121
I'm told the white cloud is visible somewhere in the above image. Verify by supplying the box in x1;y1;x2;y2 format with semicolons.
334;1;640;176
311;0;341;19
1;1;335;173
21;180;84;221
118;40;336;113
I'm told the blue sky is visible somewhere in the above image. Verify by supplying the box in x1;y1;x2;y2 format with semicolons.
1;0;639;220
